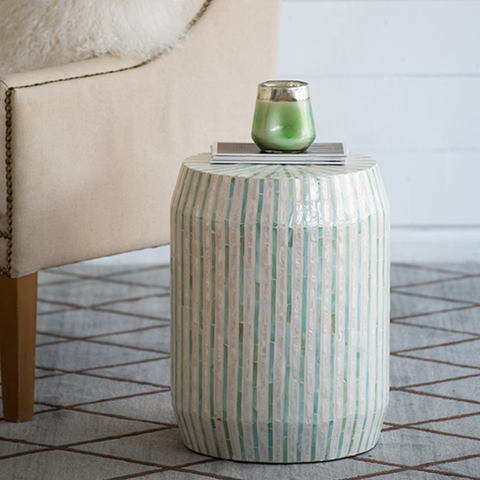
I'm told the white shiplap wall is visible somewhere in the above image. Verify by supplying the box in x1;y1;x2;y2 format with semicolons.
95;1;480;267
278;0;480;262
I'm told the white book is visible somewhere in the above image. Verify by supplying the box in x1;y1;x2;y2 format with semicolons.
211;142;347;164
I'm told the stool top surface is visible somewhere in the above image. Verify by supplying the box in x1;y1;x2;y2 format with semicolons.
184;153;376;180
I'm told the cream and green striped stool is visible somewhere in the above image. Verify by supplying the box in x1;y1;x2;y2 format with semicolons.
170;153;390;463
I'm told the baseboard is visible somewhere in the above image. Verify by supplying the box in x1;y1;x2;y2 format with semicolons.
85;245;171;266
391;226;480;264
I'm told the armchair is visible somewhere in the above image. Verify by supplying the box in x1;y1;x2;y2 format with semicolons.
0;0;281;421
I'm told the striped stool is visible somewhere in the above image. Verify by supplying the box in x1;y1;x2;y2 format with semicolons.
170;153;390;463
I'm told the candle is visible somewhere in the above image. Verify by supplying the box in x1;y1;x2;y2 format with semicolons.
251;80;316;154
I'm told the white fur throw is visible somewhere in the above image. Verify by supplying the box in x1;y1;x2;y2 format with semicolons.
0;0;195;76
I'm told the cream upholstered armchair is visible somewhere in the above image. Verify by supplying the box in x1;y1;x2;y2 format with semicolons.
0;0;281;422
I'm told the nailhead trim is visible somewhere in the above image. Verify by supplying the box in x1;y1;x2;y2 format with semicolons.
189;0;213;29
2;88;13;276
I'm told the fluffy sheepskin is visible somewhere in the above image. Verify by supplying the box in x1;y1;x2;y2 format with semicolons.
0;0;194;76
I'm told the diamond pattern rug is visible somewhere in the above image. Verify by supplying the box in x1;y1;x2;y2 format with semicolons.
1;259;479;479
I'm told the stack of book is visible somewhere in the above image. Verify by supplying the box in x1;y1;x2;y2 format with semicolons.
210;142;348;165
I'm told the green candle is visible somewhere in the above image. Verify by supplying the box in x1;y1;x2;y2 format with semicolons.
251;80;316;154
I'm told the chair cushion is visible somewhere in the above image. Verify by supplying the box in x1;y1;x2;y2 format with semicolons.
0;0;197;76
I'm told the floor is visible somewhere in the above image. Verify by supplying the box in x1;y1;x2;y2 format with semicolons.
0;259;479;479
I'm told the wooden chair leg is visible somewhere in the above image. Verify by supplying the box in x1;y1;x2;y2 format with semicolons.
0;272;38;422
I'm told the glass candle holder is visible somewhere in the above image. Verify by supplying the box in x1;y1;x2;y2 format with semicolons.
251;80;316;154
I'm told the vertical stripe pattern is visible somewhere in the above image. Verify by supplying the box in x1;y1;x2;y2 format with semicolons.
170;153;390;463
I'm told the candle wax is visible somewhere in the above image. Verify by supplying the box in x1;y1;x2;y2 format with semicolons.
251;99;316;153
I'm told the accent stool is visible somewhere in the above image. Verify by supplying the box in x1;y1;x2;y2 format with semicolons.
170;153;391;463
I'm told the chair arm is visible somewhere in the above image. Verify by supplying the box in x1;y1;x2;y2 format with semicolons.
0;0;281;277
